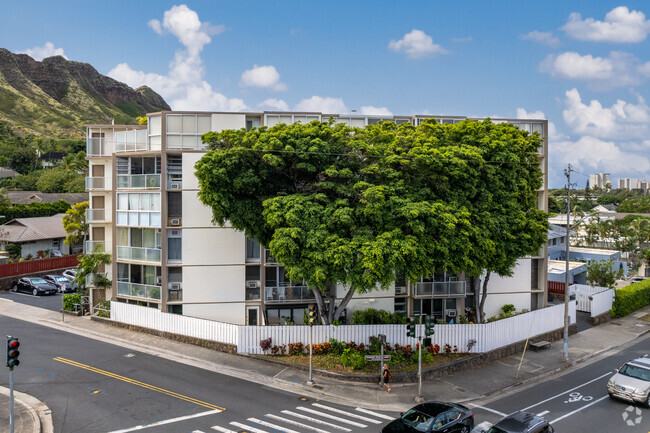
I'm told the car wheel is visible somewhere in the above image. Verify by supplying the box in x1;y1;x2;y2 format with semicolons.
32;289;38;296
12;284;18;292
460;426;470;433
645;393;650;408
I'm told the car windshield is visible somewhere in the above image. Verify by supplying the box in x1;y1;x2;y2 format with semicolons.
30;278;47;284
402;409;434;431
619;363;650;381
487;427;508;433
54;277;68;282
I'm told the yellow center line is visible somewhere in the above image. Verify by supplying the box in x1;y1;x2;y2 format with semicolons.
54;357;226;411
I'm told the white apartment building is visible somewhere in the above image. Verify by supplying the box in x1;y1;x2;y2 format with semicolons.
85;111;549;325
589;173;611;190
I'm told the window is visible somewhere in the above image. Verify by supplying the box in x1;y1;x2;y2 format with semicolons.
246;237;261;262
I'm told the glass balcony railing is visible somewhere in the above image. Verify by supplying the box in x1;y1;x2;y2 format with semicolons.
117;174;161;189
414;281;466;298
265;284;315;303
117;281;161;301
86;137;112;157
117;246;162;263
85;208;107;223
85;240;105;253
85;176;111;191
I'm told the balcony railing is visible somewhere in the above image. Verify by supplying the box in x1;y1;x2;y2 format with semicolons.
86;137;112;157
114;130;149;153
85;240;105;253
414;281;466;298
168;286;183;302
117;246;161;263
85;176;112;191
85;208;107;223
117;174;161;189
265;284;314;303
117;281;161;301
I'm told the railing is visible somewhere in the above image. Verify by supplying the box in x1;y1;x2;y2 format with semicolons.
86;137;112;157
85;208;107;223
117;174;161;189
116;211;162;228
548;281;574;295
85;176;111;191
86;240;105;253
117;246;161;263
168;287;183;302
265;284;314;303
0;255;80;278
117;281;161;301
414;281;466;297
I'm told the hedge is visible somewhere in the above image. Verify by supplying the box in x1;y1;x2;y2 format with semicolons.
611;279;650;318
0;200;70;221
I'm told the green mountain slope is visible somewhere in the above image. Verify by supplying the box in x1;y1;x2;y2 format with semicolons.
0;48;171;138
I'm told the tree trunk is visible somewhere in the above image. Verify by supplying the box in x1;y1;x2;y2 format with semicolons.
479;271;491;323
472;276;481;324
310;285;356;325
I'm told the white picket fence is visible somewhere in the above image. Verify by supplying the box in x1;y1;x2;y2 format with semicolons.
573;284;613;317
110;301;576;354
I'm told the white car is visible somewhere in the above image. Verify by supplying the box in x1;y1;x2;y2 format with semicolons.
607;355;650;407
62;268;77;280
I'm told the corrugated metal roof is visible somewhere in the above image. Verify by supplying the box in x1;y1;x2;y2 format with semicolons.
6;191;88;205
0;214;67;242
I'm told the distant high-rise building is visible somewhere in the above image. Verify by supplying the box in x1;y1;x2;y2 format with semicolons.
589;173;611;190
618;178;640;190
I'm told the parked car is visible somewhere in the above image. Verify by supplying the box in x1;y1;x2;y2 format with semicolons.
12;277;58;296
44;249;64;257
43;274;76;293
62;268;77;280
383;402;474;433
631;276;647;283
470;411;554;433
607;355;650;407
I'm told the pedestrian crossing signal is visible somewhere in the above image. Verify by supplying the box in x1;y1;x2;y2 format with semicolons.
308;305;317;325
6;336;20;369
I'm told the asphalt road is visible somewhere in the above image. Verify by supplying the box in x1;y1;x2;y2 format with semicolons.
470;334;650;433
0;289;67;312
0;315;398;432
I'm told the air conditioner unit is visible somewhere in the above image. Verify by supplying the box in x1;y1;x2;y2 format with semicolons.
169;229;181;237
246;281;260;289
171;218;181;226
447;309;457;317
170;182;181;190
156;276;162;285
169;282;182;291
395;286;407;295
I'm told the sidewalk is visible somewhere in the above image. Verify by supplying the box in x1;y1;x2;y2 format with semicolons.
1;300;649;432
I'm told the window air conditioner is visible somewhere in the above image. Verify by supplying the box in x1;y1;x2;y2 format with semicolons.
169;230;181;237
171;218;181;226
156;276;162;285
447;309;457;317
170;182;181;190
395;286;406;295
169;282;182;291
246;281;260;289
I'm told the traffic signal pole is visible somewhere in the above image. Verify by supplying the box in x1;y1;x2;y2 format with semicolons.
417;311;423;402
9;366;14;433
6;335;20;433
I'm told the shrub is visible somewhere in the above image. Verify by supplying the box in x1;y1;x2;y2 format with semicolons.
612;280;650;317
501;304;516;314
288;342;304;355
63;293;82;311
96;299;110;318
422;352;434;363
271;344;286;355
329;338;345;355
351;308;408;324
340;348;366;370
260;337;272;352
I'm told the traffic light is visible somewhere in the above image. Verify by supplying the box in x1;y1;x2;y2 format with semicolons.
406;318;416;338
423;337;432;347
6;337;20;369
424;315;435;336
308;305;317;326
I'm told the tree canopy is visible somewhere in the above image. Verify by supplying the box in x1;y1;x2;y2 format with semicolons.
195;119;548;322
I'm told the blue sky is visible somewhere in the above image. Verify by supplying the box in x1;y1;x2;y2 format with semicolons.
3;1;650;188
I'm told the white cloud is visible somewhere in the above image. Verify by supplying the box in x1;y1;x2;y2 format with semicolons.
109;5;245;111
360;106;393;116
520;31;560;47
19;42;67;61
240;65;287;91
388;29;448;59
562;6;650;43
294;96;347;113
258;98;289;111
562;88;650;140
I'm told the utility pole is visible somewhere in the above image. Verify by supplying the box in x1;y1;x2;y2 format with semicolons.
563;164;572;361
416;303;424;403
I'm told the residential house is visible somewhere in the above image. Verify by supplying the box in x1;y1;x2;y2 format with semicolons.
0;214;72;258
85;111;548;325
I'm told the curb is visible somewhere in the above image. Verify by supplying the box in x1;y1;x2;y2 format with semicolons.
0;386;53;433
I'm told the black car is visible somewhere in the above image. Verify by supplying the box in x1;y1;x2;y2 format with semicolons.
43;274;76;293
383;402;474;433
472;411;554;433
12;277;58;296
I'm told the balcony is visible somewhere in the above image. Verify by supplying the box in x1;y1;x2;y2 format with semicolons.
117;174;161;189
85;272;108;287
414;281;466;298
114;129;149;153
85;208;107;223
117;281;161;301
265;284;314;304
117;246;162;263
85;176;111;191
168;283;183;302
85;240;105;253
86;137;111;157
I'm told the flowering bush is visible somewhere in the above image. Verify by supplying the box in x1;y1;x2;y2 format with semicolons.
288;342;304;355
260;337;272;352
271;344;287;355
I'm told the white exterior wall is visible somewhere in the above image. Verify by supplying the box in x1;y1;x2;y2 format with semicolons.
339;285;396;316
212;113;246;132
18;238;68;258
481;258;533;318
183;228;244;266
182;303;246;324
182;191;215;227
182;152;203;191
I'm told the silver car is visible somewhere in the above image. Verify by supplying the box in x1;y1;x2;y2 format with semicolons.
607;355;650;407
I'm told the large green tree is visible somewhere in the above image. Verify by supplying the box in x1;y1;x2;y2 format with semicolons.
195;119;548;324
63;201;89;254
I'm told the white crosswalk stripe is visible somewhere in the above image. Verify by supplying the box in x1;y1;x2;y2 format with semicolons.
296;406;367;428
248;417;302;433
229;421;269;433
280;410;352;431
355;408;395;420
266;413;334;433
210;427;236;433
312;403;382;424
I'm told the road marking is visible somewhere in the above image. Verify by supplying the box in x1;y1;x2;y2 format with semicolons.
468;404;507;417
229;421;269;433
312;403;382;423
549;395;609;424
520;372;612;411
54;357;225;412
356;407;395;420
248;417;302;433
211;427;236;433
266;413;332;433
282;410;352;431
537;410;549;417
108;409;223;432
296;407;367;427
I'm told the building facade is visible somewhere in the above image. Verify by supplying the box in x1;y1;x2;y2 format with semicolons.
589;173;611;190
86;111;549;325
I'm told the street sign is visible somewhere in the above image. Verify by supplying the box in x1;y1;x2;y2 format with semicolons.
365;354;391;361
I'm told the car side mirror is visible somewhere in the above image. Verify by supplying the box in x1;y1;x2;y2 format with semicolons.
615;368;619;373
400;412;404;417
